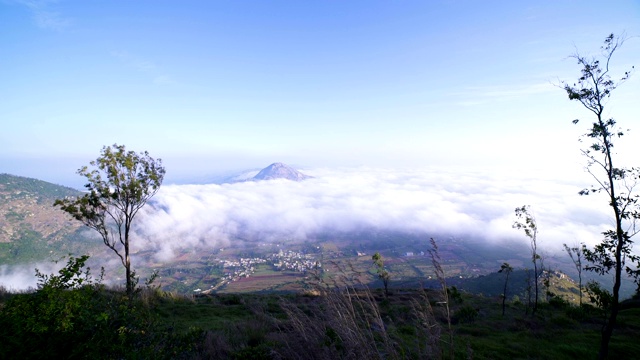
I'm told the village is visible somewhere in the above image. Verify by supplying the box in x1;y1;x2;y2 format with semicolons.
197;249;320;293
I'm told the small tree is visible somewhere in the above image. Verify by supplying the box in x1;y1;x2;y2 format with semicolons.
372;252;390;297
563;242;585;306
499;262;513;316
561;33;640;359
513;205;541;314
55;144;165;296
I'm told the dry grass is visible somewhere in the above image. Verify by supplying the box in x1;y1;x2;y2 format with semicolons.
265;260;450;360
275;284;397;359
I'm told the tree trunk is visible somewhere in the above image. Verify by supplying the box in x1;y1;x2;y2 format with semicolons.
502;277;508;316
533;261;538;314
597;118;623;360
598;233;622;360
125;252;132;295
125;219;133;296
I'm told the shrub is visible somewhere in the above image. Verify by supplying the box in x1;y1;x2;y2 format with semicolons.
0;255;199;359
549;295;570;309
453;305;479;324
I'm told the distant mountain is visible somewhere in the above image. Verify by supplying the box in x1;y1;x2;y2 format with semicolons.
212;163;312;184
252;163;312;182
0;174;95;265
0;173;81;201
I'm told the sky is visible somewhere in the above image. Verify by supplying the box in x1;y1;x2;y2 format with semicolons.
2;2;640;291
1;0;639;187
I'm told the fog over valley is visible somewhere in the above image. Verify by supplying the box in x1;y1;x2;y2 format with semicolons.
0;163;622;292
133;165;610;262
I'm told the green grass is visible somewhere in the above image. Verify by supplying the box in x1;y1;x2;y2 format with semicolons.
155;295;253;332
1;281;639;359
448;294;640;360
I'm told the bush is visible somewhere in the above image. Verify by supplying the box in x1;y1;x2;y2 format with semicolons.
453;305;478;324
549;295;570;309
0;255;199;359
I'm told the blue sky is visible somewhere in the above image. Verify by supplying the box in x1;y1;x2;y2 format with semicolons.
1;0;639;187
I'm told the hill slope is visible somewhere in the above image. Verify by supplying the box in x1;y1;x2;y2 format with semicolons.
0;174;91;264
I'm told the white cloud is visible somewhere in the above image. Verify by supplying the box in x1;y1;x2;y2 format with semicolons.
0;166;621;290
132;166;613;262
0;264;40;291
0;260;66;291
14;0;70;31
0;254;122;292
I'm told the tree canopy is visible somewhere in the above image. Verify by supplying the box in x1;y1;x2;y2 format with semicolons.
55;144;165;295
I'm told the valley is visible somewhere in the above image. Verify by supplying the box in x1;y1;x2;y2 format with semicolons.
0;171;634;302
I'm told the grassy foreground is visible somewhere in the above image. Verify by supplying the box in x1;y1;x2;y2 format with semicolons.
1;280;639;359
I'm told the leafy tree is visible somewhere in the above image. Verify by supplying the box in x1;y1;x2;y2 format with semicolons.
55;144;165;296
561;33;639;359
563;242;585;306
513;205;541;314
499;262;513;316
371;252;390;297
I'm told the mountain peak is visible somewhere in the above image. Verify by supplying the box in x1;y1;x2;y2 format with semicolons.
252;163;312;182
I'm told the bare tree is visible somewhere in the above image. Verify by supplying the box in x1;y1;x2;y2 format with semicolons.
563;242;585;306
499;262;513;316
561;33;640;359
513;205;541;314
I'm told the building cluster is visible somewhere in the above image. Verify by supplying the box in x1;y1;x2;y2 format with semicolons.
219;257;267;282
203;250;320;292
268;249;320;272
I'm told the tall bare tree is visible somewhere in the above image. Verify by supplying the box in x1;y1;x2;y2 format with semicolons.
561;33;640;359
513;205;541;314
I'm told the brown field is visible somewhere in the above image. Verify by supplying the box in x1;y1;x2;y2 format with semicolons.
221;272;304;292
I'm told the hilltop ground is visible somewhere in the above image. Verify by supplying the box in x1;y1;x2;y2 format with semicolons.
1;279;639;359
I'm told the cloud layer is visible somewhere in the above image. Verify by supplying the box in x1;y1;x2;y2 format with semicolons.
0;166;619;290
133;166;611;262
